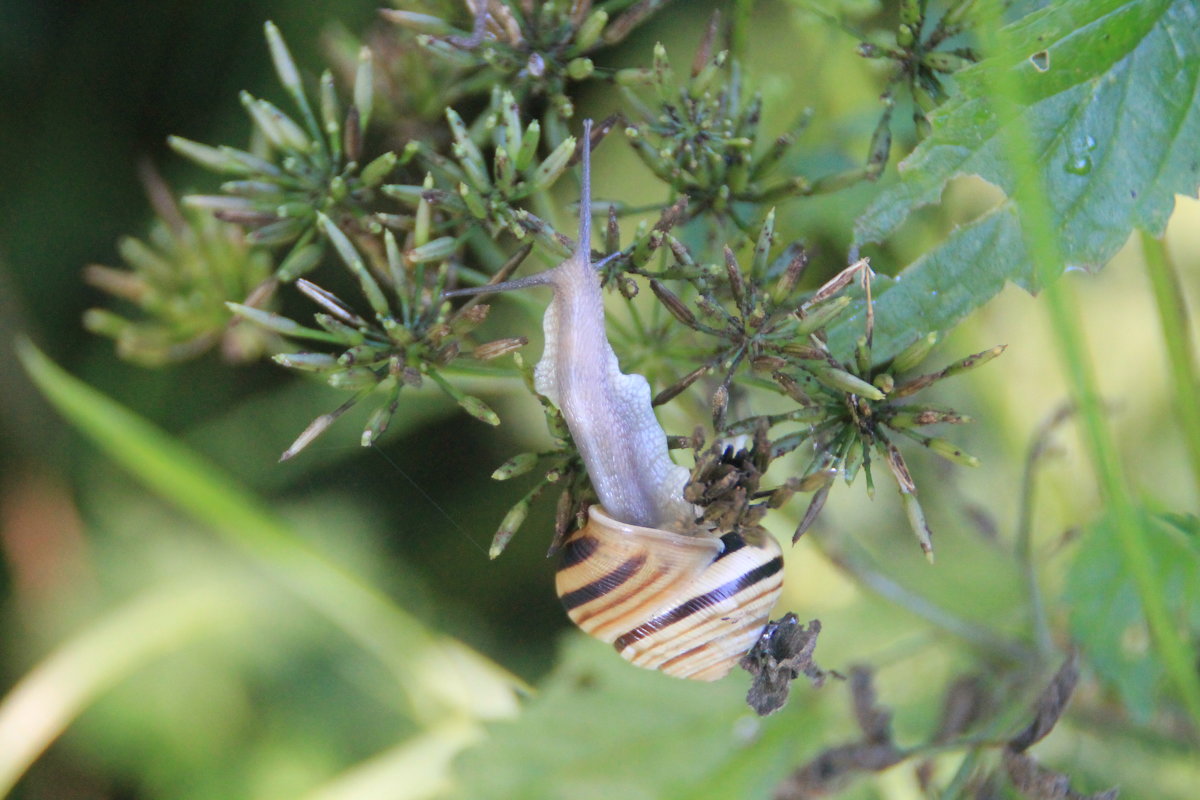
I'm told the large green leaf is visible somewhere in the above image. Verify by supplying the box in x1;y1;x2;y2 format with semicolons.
453;635;816;800
1064;511;1200;721
839;0;1200;361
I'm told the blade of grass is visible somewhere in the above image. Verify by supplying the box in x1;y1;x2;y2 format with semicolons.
0;576;249;797
300;720;481;800
15;338;526;724
976;14;1200;737
1140;231;1200;504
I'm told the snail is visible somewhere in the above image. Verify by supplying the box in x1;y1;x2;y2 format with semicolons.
447;120;783;681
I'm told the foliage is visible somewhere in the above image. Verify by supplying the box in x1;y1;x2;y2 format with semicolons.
839;0;1200;361
5;0;1200;798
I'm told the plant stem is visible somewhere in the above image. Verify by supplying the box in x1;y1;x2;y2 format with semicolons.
16;340;527;724
978;14;1200;738
819;534;1034;663
1140;230;1200;505
1016;406;1073;657
0;577;249;797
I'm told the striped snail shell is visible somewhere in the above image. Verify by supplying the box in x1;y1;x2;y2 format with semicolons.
557;505;784;681
446;119;784;680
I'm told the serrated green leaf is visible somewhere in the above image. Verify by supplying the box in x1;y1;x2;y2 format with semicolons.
830;204;1027;361
1064;509;1200;721
845;0;1200;362
858;0;1200;271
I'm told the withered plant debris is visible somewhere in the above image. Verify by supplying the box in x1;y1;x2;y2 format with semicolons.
1009;650;1080;753
770;651;1117;800
740;615;828;716
772;667;904;800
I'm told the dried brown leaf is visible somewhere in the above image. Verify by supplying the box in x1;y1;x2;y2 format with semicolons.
1009;651;1079;753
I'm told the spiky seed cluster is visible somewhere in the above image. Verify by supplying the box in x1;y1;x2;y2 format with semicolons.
619;17;815;226
383;91;586;265
384;0;662;117
82;184;274;366
856;0;979;164
682;248;1004;559
229;222;537;460
170;23;388;281
619;210;1000;559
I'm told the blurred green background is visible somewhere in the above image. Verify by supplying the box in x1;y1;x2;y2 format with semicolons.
2;1;1198;798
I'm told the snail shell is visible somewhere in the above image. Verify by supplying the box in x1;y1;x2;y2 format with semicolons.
556;505;784;681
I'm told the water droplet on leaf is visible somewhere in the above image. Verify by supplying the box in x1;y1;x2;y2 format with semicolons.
1030;50;1050;72
1064;155;1092;175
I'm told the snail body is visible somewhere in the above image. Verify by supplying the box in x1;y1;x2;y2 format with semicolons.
448;120;783;680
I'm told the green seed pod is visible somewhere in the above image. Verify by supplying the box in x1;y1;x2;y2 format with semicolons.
82;308;131;338
900;490;934;562
491;452;539;481
943;344;1006;378
892;332;939;373
413;173;435;246
228;302;322;339
567;57;594;81
530;135;577;190
248;217;306;246
459;394;500;426
243;94;310;153
613;67;656;86
515;120;541;171
381;183;425;205
169;136;253;175
354;46;374;132
458;182;488;219
794;295;851;336
490;498;530;559
361;397;399;447
807;364;886;401
379;9;459;36
854;335;872;377
689;50;727;97
447;107;490;190
273;352;339;371
360;151;398;188
328;367;380;390
924;435;980;467
924;51;973;73
407;236;458;265
494;145;515;192
574;9;608;51
651;42;674;103
779;342;824;361
264;23;320;144
319;71;341;153
318;213;390;319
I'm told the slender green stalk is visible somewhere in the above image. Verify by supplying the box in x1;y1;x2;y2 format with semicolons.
1017;407;1073;657
0;577;249;797
1140;231;1200;504
16;339;527;724
978;17;1200;736
819;534;1034;663
300;721;482;800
